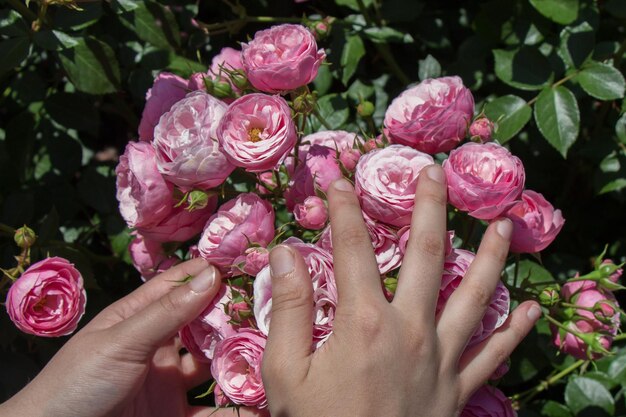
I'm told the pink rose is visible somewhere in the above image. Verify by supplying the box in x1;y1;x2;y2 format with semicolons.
129;232;180;280
384;76;474;154
180;285;238;361
116;141;174;229
294;196;328;230
6;257;86;337
137;201;217;243
339;147;361;171
211;329;267;408
153;91;234;191
443;142;525;220
438;249;510;346
232;247;270;276
217;94;297;172
242;24;325;93
189;47;244;96
460;385;516;417
552;320;613;361
469;117;494;143
198;193;275;271
504;190;565;253
355;144;434;227
138;72;189;142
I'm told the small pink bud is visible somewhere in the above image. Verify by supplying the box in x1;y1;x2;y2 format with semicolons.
294;196;328;230
469;117;494;143
339;148;361;171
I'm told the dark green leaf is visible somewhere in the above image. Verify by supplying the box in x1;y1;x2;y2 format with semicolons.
599;178;626;194
529;0;579;25
564;377;614;415
340;34;365;86
123;0;181;49
584;371;617;391
505;259;555;288
484;95;532;143
534;86;580;157
313;64;333;96
38;208;60;243
0;9;29;37
166;53;206;77
558;22;595;69
0;37;30;75
347;80;375;102
44;92;101;133
577;61;626;100
59;37;121;95
53;2;102;31
311;94;349;130
418;55;442;81
362;27;413;44
616;113;626;144
493;47;553;91
34;30;79;51
541;401;573;417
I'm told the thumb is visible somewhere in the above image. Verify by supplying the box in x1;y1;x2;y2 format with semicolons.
112;265;220;355
262;245;313;385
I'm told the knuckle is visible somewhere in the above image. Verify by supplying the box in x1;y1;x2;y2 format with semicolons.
271;285;311;314
158;291;180;314
335;225;371;249
465;281;493;308
423;187;447;206
352;305;385;338
492;346;510;367
416;231;445;258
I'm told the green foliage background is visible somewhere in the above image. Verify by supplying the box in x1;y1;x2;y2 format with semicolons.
1;0;626;414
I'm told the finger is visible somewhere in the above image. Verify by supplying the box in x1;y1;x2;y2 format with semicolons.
458;301;541;395
111;266;220;356
262;245;313;387
437;219;513;365
393;165;447;319
181;353;213;389
326;178;384;305
188;406;269;417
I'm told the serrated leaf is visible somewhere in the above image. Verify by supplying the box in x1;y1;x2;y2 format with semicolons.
493;47;553;91
577;61;626;100
0;37;30;75
558;22;595;69
529;0;579;25
484;95;532;143
534;86;580;157
341;34;365;85
418;54;441;81
59;37;121;95
564;377;615;415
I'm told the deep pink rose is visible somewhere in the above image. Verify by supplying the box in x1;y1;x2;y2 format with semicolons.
460;385;516;417
384;76;474;154
254;238;337;348
211;329;267;408
6;257;86;337
137;200;217;243
138;72;189;142
438;249;510;346
180;285;238;361
469;117;494;143
443;142;525;220
242;24;325;93
217;94;297;172
294;196;328;230
116;141;174;229
129;232;180;280
232;247;270;276
198;193;275;271
355;144;434;227
153;91;234;191
504;190;565;253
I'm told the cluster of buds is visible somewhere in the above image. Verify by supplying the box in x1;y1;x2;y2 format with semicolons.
224;281;254;327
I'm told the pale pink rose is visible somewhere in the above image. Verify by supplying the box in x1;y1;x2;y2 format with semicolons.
128;232;180;280
460;385;516;417
438;249;510;346
355;144;434;227
398;228;455;258
6;257;86;337
153;91;234;191
198;193;275;271
504;190;565;253
443;142;525;220
384;76;474;154
217;94;297;172
241;24;325;93
116;141;174;229
469;117;494;143
137;200;217;243
294;196;328;230
138;72;189;142
211;329;268;408
254;238;337;348
180;285;238;361
232;247;270;276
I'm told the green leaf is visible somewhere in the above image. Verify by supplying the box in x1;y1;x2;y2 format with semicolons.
505;259;555;288
53;2;102;31
558;22;595;69
493;47;553;91
347;79;375;102
111;0;140;12
616;113;626;144
0;9;29;37
484;95;532;143
534;86;580;157
362;27;413;44
577;61;626;101
564;377;615;415
599;178;626;194
59;37;121;95
541;401;573;417
608;354;626;383
311;94;349;131
529;0;579;25
418;54;442;81
0;37;30;75
341;34;365;86
34;30;79;51
122;0;181;49
313;64;333;96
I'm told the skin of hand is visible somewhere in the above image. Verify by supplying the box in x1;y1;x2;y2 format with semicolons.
262;164;542;417
0;258;267;417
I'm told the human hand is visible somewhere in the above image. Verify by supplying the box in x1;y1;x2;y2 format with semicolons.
0;258;267;417
261;164;541;417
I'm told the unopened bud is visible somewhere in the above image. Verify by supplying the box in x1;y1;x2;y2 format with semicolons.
383;277;397;302
539;286;560;307
357;101;375;118
213;81;233;99
469;117;494;143
230;70;250;91
14;226;36;249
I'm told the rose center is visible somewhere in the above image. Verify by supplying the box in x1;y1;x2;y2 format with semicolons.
248;128;263;143
33;296;48;312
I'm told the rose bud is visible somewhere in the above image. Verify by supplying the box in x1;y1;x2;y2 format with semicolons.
232;247;270;277
294;196;328;230
460;385;516;417
339;147;361;171
357;101;375;118
128;232;180;280
14;225;36;249
384;76;474;154
600;259;623;283
469;117;494;143
138;72;188;142
538;286;560;307
189;47;244;96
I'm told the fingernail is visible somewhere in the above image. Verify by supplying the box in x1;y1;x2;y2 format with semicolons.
270;245;295;277
527;304;542;321
189;267;216;293
495;218;513;240
426;165;445;184
333;178;353;192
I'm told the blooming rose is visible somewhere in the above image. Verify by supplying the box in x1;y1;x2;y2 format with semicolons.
241;24;325;93
198;193;275;271
211;329;267;408
217;94;297;172
232;247;270;276
294;196;328;230
443;142;525;220
384;76;474;154
6;257;86;337
129;232;180;280
153;91;234;191
460;385;516;417
254;238;337;347
469;117;494;143
116;141;174;229
138;201;217;243
439;249;510;346
355;144;434;227
138;72;189;142
504;190;565;253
